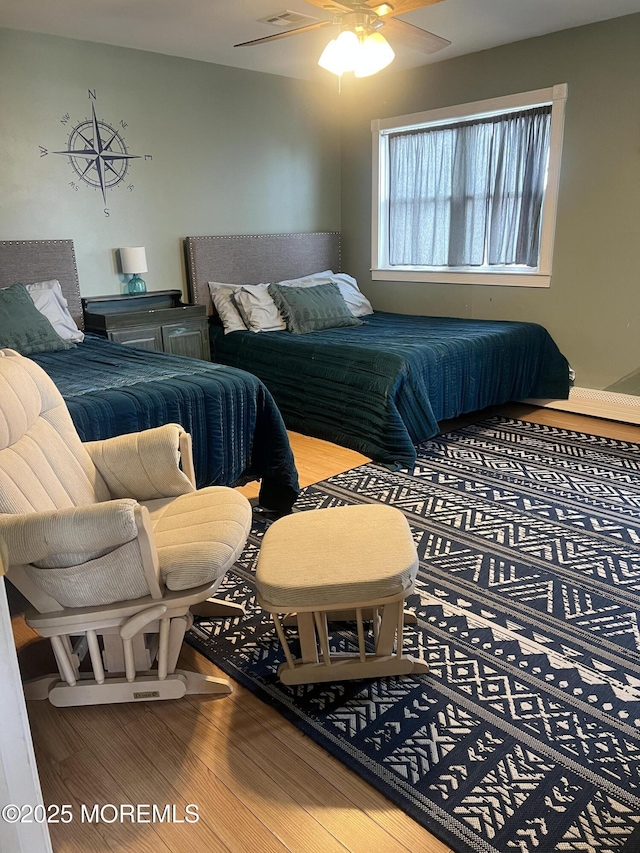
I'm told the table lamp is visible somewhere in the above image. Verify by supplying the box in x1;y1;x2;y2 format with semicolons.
120;247;148;294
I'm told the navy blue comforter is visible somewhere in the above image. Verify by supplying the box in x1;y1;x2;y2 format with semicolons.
32;336;299;511
211;312;570;469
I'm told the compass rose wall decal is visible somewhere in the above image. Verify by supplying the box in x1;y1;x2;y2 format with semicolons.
39;89;152;217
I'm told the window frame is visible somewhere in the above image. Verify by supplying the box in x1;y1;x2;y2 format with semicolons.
371;84;568;288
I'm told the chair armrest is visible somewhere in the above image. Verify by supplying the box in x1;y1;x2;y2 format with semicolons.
85;424;196;501
0;500;139;566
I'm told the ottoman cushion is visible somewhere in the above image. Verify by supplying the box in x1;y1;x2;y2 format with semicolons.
256;504;418;609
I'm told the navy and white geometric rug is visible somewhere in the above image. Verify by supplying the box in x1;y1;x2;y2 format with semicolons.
186;417;640;853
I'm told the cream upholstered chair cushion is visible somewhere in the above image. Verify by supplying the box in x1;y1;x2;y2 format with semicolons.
0;350;110;514
1;499;149;608
85;428;196;501
143;487;252;591
0;349;251;609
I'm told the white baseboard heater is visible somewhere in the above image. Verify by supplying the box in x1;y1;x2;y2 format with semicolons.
526;387;640;425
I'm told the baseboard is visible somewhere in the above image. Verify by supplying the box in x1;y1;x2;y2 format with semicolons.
525;386;640;425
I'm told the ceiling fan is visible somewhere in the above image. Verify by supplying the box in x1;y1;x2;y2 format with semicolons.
235;1;451;78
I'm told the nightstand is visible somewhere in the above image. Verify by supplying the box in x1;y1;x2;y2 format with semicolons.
82;290;210;361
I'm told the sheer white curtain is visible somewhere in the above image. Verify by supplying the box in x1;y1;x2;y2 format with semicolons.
389;106;551;268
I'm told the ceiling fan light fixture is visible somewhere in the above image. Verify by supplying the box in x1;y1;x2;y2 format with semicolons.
318;26;394;78
353;31;395;77
318;28;359;75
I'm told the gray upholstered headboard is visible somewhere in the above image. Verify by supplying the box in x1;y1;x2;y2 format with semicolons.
185;232;341;315
0;239;83;329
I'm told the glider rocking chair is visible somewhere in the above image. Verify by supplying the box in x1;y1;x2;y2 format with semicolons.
0;349;252;707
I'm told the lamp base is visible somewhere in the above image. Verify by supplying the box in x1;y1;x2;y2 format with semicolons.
126;274;147;295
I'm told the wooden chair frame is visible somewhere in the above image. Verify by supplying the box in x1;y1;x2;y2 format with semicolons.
22;578;241;707
7;431;246;707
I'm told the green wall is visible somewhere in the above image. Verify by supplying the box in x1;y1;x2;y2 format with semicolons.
2;19;638;393
0;28;341;297
339;14;640;392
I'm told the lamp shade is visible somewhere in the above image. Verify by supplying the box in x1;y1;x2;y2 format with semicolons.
318;38;341;74
353;32;395;77
318;29;359;76
120;247;148;274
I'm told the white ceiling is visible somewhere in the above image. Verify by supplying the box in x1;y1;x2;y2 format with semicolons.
2;0;640;81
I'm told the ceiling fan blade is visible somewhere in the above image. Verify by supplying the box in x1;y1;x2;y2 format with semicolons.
234;20;332;47
303;0;446;15
382;17;450;53
303;0;357;13
366;0;445;17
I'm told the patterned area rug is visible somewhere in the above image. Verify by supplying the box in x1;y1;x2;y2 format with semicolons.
186;417;640;853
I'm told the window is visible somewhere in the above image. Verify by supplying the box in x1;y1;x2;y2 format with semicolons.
371;84;567;287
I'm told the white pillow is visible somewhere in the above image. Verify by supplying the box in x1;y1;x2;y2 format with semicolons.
279;271;374;318
26;280;84;342
233;284;286;333
323;273;374;318
276;270;334;288
207;282;252;334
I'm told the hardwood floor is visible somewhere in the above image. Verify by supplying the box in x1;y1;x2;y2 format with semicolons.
11;405;640;853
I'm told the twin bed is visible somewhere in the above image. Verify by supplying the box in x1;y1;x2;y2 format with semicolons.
186;233;570;469
1;234;569;497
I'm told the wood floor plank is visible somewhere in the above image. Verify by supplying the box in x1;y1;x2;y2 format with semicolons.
59;704;234;853
11;610;39;645
33;743;112;853
27;699;91;765
237;431;369;501
57;747;173;853
149;699;351;853
123;708;291;853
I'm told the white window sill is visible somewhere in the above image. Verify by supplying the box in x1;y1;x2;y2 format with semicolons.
371;269;551;288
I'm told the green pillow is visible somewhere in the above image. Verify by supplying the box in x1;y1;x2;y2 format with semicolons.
268;282;362;335
0;284;73;355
